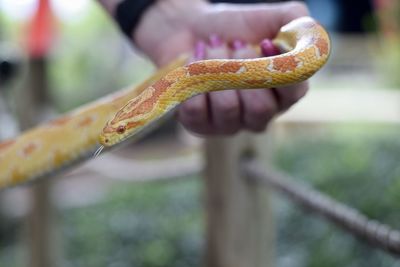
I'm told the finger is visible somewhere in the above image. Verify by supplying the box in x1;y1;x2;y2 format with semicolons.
197;1;310;43
231;39;258;58
231;40;278;132
206;34;230;59
208;90;241;134
241;89;279;132
260;38;308;112
179;35;233;135
178;94;215;135
205;35;241;134
273;81;309;112
178;41;214;135
188;40;207;63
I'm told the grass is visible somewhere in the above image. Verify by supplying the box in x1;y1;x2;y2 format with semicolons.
59;178;204;267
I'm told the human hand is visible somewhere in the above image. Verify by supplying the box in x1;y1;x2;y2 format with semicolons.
134;0;310;135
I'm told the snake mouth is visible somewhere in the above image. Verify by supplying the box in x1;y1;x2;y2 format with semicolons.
99;126;140;147
98;130;126;147
98;134;111;147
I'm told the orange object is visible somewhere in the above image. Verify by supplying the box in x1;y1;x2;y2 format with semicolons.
26;0;55;58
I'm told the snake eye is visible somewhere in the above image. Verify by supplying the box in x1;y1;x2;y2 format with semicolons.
116;125;126;134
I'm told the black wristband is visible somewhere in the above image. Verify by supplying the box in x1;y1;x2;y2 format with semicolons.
210;0;271;3
115;0;156;39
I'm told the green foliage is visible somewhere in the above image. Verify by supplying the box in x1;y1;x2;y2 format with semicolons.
273;125;400;267
60;178;204;267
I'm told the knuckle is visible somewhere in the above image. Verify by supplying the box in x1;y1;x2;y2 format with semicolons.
286;1;310;17
248;123;268;133
248;102;275;121
180;121;195;133
285;94;301;105
297;85;309;98
291;87;308;103
281;98;298;110
178;117;196;130
280;88;308;109
244;115;272;133
216;102;240;121
184;126;209;136
181;102;204;119
178;116;211;135
220;126;240;135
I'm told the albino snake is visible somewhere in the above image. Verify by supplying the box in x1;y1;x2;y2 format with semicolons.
0;17;331;189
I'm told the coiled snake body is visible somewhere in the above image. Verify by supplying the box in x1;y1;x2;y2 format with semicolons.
0;17;330;189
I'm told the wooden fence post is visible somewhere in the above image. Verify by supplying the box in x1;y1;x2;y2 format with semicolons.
17;57;57;267
204;133;275;267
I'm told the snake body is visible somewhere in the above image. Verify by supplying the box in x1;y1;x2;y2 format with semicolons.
99;17;330;146
0;17;330;189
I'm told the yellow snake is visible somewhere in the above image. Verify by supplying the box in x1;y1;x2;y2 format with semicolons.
0;17;331;190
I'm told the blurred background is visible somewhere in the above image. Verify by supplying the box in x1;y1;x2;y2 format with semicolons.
0;0;400;266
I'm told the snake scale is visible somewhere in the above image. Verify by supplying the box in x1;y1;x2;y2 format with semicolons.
0;17;331;190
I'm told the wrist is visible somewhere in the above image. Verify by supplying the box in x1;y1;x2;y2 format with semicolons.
114;0;157;39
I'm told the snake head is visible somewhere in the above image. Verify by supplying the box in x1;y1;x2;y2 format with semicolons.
99;86;161;147
99;122;129;147
99;97;146;147
99;101;150;147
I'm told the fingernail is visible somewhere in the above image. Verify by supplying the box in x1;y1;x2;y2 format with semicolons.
209;34;223;48
260;39;280;57
232;39;247;50
194;41;206;60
